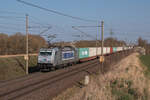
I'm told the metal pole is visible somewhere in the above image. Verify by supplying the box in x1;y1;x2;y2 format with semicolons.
26;14;29;75
96;32;98;56
101;21;104;73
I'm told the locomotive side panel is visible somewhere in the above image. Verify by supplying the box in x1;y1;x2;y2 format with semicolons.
57;47;79;66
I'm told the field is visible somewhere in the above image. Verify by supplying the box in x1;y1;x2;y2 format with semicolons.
140;55;150;69
0;56;38;81
139;55;150;77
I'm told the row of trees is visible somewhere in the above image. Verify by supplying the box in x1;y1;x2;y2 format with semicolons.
1;32;149;55
0;33;47;55
54;37;127;48
137;37;150;54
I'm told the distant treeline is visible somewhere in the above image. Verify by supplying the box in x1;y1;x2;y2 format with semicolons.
75;38;126;47
1;32;149;55
137;37;150;55
0;33;127;55
54;37;127;48
0;33;47;55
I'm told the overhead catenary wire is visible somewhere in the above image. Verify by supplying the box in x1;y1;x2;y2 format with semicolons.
0;9;99;43
0;10;25;15
28;15;56;37
14;0;102;42
72;26;97;40
0;30;25;34
29;15;50;26
17;0;98;22
0;17;26;22
28;15;76;40
0;25;25;30
39;26;52;35
0;23;25;26
72;26;101;28
0;10;51;34
29;16;51;27
29;15;81;37
0;16;25;19
0;11;47;32
4;14;45;36
72;25;102;39
72;25;105;45
104;21;150;40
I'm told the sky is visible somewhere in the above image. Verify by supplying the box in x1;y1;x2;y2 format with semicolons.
0;0;150;43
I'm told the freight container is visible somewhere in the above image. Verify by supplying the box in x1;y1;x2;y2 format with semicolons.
110;47;113;53
106;47;110;54
78;48;89;59
123;47;125;50
97;47;101;55
103;47;107;54
89;48;97;57
113;47;117;52
124;47;127;50
117;47;123;51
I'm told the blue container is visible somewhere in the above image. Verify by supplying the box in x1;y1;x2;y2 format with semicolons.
78;48;89;59
113;47;117;52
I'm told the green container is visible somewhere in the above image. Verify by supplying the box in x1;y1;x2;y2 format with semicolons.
78;48;89;59
113;47;117;52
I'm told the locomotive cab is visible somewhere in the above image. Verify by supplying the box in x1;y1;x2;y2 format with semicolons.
37;48;57;71
38;46;79;71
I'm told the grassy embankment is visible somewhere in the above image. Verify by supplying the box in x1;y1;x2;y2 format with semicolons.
139;55;150;77
0;56;38;81
53;53;150;100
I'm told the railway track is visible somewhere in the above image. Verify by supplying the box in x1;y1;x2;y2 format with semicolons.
0;72;42;87
0;59;99;100
0;49;134;100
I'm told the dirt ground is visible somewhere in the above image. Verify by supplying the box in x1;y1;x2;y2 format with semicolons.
53;53;150;100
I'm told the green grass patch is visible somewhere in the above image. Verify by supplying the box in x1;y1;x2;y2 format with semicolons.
110;79;139;100
139;55;150;77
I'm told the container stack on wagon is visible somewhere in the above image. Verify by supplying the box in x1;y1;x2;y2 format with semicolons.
38;46;134;71
113;47;117;52
110;47;113;53
89;48;97;58
106;47;110;54
116;47;123;52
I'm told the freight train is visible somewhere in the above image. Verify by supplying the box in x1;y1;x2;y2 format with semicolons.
37;46;133;71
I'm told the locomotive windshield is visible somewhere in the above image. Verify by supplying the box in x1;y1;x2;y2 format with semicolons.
40;52;52;56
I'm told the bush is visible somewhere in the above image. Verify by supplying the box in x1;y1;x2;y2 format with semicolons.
110;79;139;100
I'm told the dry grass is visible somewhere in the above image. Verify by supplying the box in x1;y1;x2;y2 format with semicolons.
53;53;150;100
0;56;37;81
